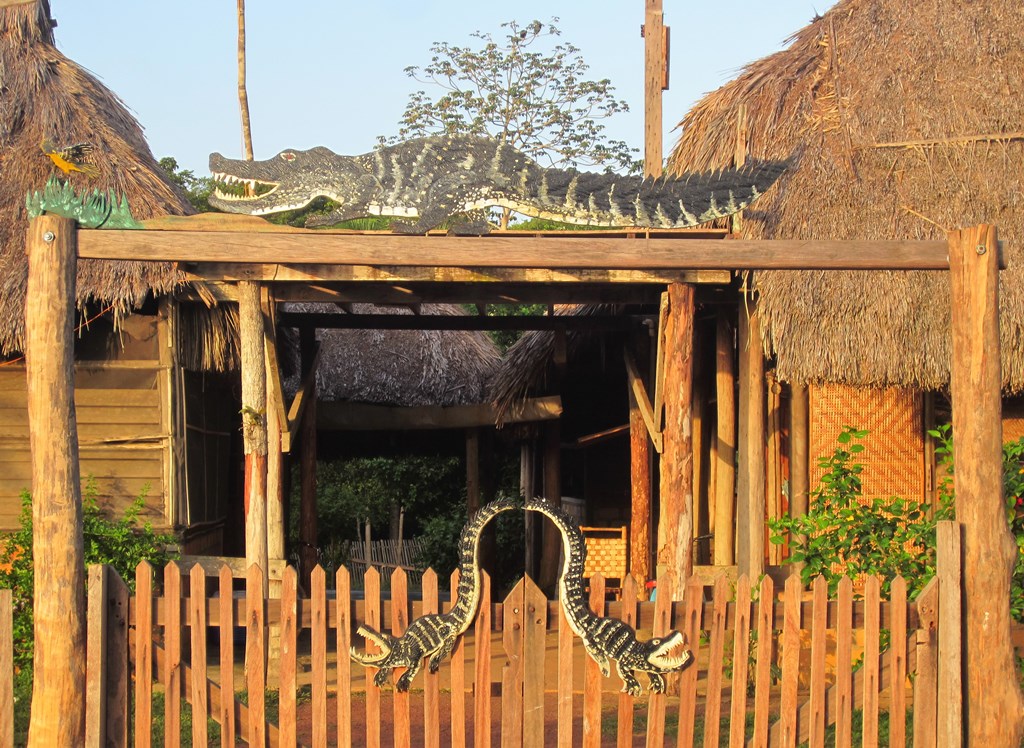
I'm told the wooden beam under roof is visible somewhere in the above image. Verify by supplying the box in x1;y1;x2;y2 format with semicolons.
78;228;961;270
318;395;562;431
278;310;646;332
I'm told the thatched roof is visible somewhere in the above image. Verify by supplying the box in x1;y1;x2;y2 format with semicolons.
668;0;1024;390
286;303;502;408
0;1;193;355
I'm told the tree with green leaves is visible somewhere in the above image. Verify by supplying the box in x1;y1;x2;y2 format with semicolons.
385;18;637;228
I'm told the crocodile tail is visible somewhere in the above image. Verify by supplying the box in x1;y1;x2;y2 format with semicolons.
522;497;589;601
450;496;519;629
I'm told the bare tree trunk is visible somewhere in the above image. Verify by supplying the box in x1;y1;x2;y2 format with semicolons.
237;0;254;160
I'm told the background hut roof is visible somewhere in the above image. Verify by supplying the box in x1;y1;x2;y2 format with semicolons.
286;303;502;408
0;1;193;355
667;0;1024;390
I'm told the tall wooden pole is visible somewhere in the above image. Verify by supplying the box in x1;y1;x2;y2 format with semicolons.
714;309;736;565
737;303;766;578
25;215;86;746
948;225;1024;744
657;282;694;600
298;327;318;590
238;282;268;581
236;0;254;160
628;386;652;588
643;0;666;178
788;382;809;576
539;420;562;593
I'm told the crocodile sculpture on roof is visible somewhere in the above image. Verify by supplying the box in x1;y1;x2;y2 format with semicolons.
349;496;515;692
209;135;786;233
524;497;693;695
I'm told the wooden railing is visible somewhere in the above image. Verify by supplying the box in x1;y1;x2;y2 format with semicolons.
75;555;964;748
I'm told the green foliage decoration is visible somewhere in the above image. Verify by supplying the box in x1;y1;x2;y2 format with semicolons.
0;479;177;671
25;175;142;229
769;426;951;598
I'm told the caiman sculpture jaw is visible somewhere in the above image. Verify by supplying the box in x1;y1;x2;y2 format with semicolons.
646;631;693;671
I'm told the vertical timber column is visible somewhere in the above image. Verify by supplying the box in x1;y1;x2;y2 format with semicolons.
238;281;269;585
629;386;652;590
539;419;562;593
948;225;1024;744
299;326;318;589
736;303;766;579
25;215;85;746
714;309;736;566
643;0;666;178
788;383;810;576
657;282;694;600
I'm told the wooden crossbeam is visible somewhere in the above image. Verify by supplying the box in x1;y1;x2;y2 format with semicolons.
623;348;663;453
278;310;643;332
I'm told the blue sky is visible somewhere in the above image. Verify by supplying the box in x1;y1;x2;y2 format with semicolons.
52;1;835;176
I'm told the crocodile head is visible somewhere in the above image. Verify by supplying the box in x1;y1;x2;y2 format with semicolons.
208;147;374;216
640;631;693;673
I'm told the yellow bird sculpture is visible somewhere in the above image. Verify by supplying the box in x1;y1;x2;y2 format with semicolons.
40;138;99;178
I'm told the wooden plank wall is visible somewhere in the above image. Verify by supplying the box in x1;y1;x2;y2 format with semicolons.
0;357;166;530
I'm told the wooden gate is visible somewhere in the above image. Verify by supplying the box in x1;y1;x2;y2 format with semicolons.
81;532;961;748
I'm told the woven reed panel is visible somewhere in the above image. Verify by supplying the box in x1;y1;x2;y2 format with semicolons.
809;384;925;502
580;526;628;580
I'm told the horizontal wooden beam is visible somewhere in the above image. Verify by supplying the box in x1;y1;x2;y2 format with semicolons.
183;264;722;285
318;395;562;431
77;228;973;270
278;311;644;332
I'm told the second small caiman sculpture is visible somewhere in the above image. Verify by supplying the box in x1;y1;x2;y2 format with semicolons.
209;135;786;232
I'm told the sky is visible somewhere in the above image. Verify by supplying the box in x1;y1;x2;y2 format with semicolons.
50;1;836;177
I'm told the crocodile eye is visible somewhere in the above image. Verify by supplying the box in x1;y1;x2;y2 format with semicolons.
280;152;297;162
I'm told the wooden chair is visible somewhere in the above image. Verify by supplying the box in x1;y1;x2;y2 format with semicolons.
581;525;628;599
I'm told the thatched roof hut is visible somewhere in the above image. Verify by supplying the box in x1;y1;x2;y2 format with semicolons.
668;0;1024;390
286;303;502;408
0;1;192;355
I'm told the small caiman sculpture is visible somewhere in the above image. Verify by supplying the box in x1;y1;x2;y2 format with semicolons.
349;496;516;691
524;497;693;695
209;135;786;233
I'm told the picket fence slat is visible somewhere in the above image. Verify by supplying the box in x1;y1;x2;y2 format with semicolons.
616;575;638;748
336;566;353;748
279;566;297;748
676;577;703;748
913;578;939;748
728;574;752;748
188;565;208;748
582;574;605;748
391;567;411;748
501;579;524;748
891;576;909;748
523;576;547;746
217;565;235;747
311;566;327;748
645;575;671;748
0;589;11;748
474;570;491;748
835;576;854;748
704;575;728;748
809;575;828;748
863;575;881;745
244;564;266;748
750;574;774;748
557;593;574;748
422;569;440;748
450;569;467;748
779;573;802;748
163;561;182;748
134;563;153;748
365;567;382;748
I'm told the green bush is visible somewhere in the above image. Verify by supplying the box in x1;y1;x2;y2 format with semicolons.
0;478;177;671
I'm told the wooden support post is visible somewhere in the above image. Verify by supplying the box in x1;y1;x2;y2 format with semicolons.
298;326;318;590
643;0;666;178
263;293;286;563
539;419;562;593
789;382;810;575
629;385;652;590
714;309;736;565
25;215;86;747
737;302;766;579
766;373;784;565
657;282;694;599
947;225;1024;744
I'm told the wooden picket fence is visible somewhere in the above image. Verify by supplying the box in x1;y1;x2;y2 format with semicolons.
78;534;963;748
